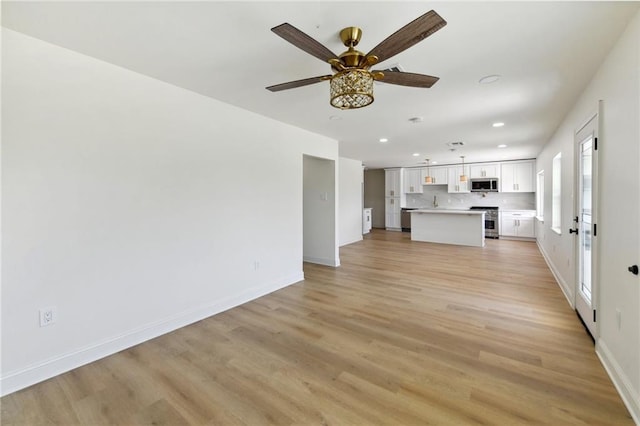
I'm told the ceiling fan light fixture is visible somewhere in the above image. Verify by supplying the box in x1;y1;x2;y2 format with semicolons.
330;69;374;109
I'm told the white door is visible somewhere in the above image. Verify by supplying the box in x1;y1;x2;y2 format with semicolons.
574;114;598;338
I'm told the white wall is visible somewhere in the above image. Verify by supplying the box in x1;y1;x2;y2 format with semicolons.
338;157;363;247
303;156;338;266
535;11;640;422
1;29;339;395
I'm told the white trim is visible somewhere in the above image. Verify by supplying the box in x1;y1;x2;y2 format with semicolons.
596;340;640;425
575;110;599;135
303;256;340;267
339;235;363;247
537;241;574;308
0;272;304;397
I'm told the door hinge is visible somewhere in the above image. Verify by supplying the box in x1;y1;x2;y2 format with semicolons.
593;310;597;322
594;137;598;150
593;223;597;237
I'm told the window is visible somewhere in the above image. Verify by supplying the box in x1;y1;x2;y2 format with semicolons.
552;153;562;233
536;170;544;221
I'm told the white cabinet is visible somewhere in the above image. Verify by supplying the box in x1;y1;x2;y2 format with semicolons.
421;166;448;185
385;169;403;230
447;166;470;193
470;163;501;179
385;197;401;229
518;217;535;237
363;208;372;234
385;168;402;197
500;210;535;238
403;168;423;193
501;161;534;192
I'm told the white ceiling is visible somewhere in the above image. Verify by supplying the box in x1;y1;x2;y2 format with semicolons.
3;1;638;168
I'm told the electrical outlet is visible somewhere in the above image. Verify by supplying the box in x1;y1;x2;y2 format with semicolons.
39;306;57;327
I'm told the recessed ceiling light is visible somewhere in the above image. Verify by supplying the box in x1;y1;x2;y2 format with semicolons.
498;144;508;148
412;153;420;157
379;138;388;143
492;122;505;127
432;161;438;164
479;74;501;84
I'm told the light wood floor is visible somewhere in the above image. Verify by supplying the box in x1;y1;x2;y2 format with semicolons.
1;230;633;425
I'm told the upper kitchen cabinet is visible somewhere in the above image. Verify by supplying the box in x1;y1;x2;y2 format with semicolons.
470;163;501;179
385;168;402;197
403;168;423;193
447;166;470;193
421;166;448;185
501;161;535;192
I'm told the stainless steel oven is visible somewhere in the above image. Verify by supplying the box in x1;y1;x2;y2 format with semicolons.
470;206;499;238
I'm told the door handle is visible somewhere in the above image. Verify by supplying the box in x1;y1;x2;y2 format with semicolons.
629;265;639;275
569;228;578;234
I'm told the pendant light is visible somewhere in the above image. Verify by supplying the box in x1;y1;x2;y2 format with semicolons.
424;159;433;184
459;155;468;182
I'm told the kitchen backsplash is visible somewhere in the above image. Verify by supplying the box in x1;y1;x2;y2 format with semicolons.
406;186;535;210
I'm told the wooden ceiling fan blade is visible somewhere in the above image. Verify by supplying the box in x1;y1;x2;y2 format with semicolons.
363;10;447;65
272;23;339;63
373;70;439;88
266;75;331;92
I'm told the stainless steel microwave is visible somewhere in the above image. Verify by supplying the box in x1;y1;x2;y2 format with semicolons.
470;178;499;192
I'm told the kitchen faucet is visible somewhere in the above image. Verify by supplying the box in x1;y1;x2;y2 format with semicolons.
433;195;438;208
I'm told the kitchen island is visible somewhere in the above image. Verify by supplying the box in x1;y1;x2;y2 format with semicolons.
410;209;485;247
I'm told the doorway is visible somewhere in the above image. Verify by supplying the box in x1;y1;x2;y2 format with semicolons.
574;110;599;338
302;155;338;266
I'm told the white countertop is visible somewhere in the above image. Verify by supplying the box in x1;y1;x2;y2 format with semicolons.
411;209;485;215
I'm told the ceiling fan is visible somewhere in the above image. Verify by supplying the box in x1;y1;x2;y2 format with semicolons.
266;10;447;110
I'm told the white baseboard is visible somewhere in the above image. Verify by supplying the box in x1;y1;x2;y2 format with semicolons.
303;255;340;267
339;235;363;247
0;271;304;397
500;236;536;242
596;340;640;424
536;240;574;308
